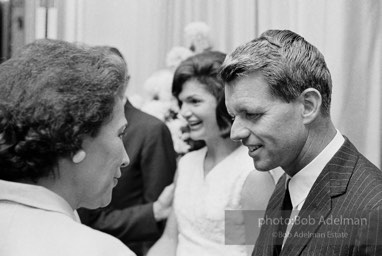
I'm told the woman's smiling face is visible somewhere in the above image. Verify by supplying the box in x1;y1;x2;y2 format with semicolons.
178;79;220;142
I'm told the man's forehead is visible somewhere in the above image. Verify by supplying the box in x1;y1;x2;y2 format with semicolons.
224;81;241;94
225;89;253;111
225;81;275;112
224;80;252;100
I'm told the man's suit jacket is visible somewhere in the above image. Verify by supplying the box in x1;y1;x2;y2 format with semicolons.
253;138;382;256
79;100;177;256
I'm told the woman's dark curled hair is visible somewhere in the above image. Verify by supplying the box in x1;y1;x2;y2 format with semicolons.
0;39;128;182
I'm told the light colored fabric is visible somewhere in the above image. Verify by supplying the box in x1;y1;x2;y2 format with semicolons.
173;145;253;256
56;0;256;100
0;179;135;256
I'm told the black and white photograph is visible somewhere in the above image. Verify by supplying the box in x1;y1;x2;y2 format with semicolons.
0;0;381;255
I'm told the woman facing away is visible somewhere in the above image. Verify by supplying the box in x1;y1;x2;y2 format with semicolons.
148;51;280;256
0;39;135;255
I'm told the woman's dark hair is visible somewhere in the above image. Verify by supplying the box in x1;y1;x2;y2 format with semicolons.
0;39;128;182
172;51;232;138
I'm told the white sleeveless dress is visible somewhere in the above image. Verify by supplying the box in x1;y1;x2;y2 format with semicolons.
174;146;254;256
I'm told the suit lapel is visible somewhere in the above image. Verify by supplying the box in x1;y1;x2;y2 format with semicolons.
281;169;332;255
253;175;287;256
281;138;357;255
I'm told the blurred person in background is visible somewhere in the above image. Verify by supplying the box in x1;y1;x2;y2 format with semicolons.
0;39;135;255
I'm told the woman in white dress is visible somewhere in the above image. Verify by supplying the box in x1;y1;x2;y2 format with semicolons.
148;51;278;256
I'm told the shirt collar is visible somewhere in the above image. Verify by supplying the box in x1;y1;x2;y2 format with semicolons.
0;179;80;222
287;130;345;208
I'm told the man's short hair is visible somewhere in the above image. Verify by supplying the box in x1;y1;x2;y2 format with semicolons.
219;29;332;116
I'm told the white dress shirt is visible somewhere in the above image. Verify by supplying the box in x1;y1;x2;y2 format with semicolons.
0;179;136;256
283;130;345;245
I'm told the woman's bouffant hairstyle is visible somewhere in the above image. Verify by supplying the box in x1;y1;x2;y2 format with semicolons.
0;39;128;182
172;51;232;138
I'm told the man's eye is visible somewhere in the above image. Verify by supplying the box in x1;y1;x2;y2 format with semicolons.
246;113;262;120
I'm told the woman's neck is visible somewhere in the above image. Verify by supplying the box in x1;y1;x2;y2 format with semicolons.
203;137;241;175
36;176;78;210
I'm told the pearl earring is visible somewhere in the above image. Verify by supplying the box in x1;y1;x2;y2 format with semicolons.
72;150;86;164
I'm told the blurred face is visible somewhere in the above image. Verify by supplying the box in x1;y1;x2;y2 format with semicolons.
178;79;219;142
76;99;129;209
225;72;307;174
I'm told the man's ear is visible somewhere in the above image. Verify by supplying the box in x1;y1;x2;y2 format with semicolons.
298;88;322;124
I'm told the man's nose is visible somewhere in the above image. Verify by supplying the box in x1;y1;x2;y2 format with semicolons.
230;118;250;142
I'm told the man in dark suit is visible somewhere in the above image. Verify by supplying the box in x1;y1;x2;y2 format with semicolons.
219;29;382;255
79;47;177;256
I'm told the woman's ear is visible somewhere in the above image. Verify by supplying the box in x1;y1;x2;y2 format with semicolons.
299;88;322;124
72;150;87;164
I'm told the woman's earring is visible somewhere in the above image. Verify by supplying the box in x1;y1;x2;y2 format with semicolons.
72;150;86;164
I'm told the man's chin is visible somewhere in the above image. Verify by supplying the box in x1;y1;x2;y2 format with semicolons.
253;160;272;172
